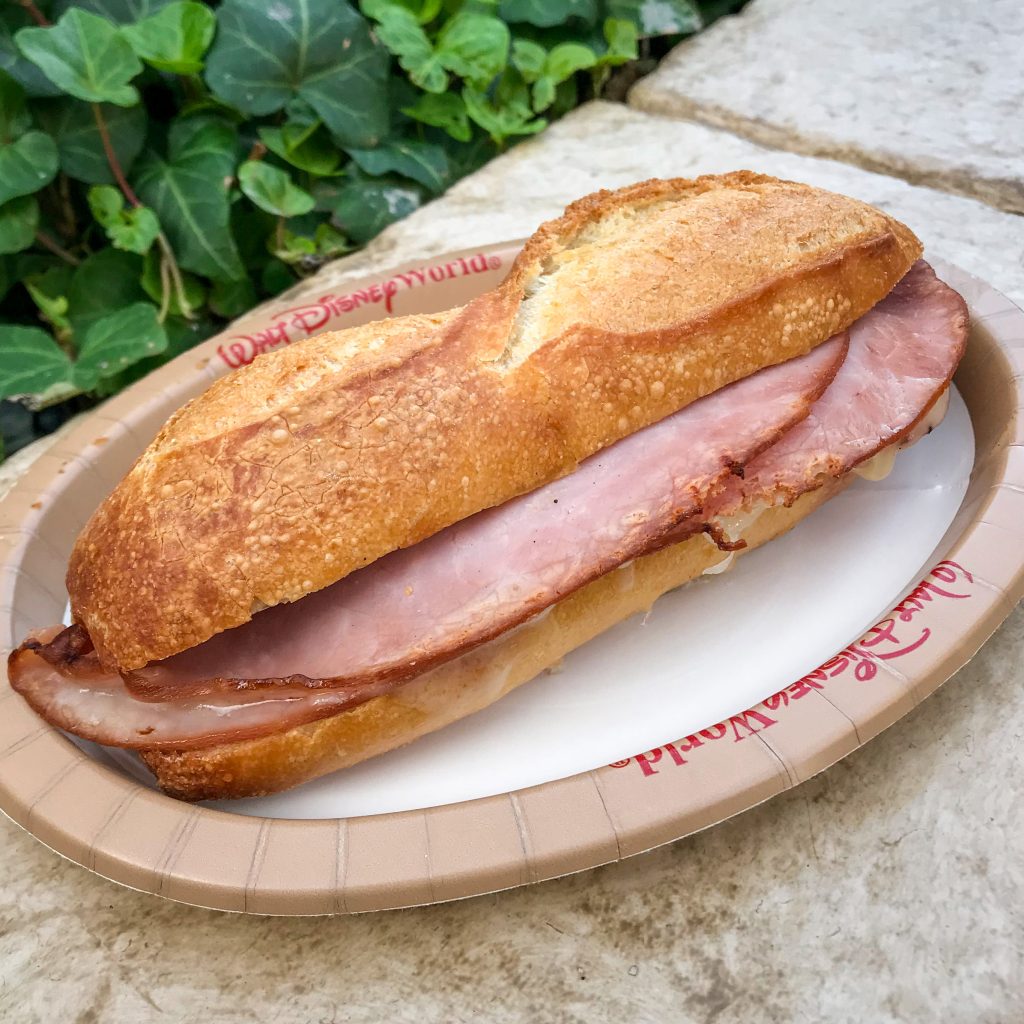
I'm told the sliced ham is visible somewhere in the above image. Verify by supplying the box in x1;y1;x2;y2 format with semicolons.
706;261;968;523
120;333;847;702
10;338;847;748
9;628;401;750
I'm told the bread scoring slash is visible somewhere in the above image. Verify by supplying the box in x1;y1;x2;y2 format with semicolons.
67;172;922;673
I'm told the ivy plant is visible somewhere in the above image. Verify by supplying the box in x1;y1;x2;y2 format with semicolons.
0;0;744;460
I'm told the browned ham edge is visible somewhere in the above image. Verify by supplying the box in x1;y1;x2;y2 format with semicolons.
705;261;968;524
7;262;969;752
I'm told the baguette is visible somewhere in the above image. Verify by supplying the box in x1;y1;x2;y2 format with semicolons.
142;482;841;801
68;173;921;672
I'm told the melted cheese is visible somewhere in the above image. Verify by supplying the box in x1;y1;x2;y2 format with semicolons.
854;387;950;481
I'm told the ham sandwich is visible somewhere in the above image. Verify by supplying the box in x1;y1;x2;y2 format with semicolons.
6;175;969;800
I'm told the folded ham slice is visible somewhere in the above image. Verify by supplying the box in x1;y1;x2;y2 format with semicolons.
706;261;968;521
7;261;968;751
9;628;401;750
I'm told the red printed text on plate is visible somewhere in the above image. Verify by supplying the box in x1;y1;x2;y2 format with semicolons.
609;560;974;778
216;252;503;369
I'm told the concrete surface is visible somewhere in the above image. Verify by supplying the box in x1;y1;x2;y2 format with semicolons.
2;104;1023;1021
630;0;1024;214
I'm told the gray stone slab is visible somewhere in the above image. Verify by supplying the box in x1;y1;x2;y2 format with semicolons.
630;0;1024;213
1;100;1022;1022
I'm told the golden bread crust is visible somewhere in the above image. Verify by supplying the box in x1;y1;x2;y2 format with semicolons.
141;484;840;801
69;173;920;670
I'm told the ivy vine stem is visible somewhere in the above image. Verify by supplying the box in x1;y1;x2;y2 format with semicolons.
17;1;49;28
157;233;193;320
34;230;80;267
92;103;143;209
156;251;172;324
91;104;193;321
57;173;77;240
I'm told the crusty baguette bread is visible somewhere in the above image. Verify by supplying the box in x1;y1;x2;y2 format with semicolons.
69;173;921;671
142;482;841;801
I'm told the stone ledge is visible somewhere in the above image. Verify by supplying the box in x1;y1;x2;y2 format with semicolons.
630;0;1024;214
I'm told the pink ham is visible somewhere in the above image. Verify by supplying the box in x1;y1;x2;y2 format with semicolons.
9;628;401;750
122;334;846;702
9;338;847;748
706;261;968;521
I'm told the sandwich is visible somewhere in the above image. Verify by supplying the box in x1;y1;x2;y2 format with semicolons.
7;173;969;801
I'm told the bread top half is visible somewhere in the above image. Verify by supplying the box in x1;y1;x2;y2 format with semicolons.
67;172;922;671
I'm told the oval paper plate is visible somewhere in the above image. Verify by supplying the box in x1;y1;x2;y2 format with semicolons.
0;247;1021;914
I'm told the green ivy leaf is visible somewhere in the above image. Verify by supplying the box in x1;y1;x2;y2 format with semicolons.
25;289;72;344
238;161;316;218
532;76;555;111
121;1;216;75
499;0;597;27
52;0;176;23
529;41;596;110
363;0;447;94
0;326;73;400
261;258;296;296
209;276;257;319
230;201;276;269
546;42;597;81
312;221;350;259
273;214;351;268
140;248;206;317
401;92;471;142
601;17;639;63
271;227;316;266
87;185;161;254
331;178;421;244
205;0;390;149
0;9;62;98
106;323;195;391
0;71;30;142
15;9;144;107
435;12;510;86
133;116;245;281
347;140;449;193
0;195;39;255
463;86;546;145
24;265;74;341
93;307;216;397
73;302;167;391
605;0;702;34
259;124;341;176
33;98;146;185
439;129;495;180
86;185;122;225
382;0;442;22
67;248;148;337
510;38;546;82
0;131;59;207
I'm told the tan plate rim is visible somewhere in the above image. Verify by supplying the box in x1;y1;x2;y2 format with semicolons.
0;247;1021;915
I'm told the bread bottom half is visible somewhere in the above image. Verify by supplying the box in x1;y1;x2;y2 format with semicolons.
142;481;842;801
